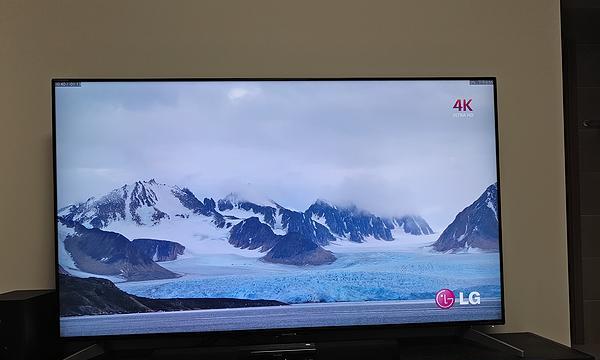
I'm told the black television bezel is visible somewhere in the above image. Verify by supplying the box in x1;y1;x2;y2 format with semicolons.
52;77;505;345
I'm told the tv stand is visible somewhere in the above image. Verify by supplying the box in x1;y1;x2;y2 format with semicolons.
60;332;593;360
461;327;525;357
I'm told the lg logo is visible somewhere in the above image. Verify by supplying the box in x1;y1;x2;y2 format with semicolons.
435;289;455;309
452;99;473;112
435;289;481;309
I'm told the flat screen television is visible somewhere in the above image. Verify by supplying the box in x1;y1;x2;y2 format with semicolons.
53;78;504;340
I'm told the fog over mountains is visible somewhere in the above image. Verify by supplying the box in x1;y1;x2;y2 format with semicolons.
58;179;435;243
57;179;499;283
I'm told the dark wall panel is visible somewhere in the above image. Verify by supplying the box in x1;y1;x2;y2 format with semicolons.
577;44;600;87
578;131;600;172
579;172;600;215
581;215;600;257
584;300;600;343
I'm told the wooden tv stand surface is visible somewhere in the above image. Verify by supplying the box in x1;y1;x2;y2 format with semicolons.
81;332;593;360
320;332;594;360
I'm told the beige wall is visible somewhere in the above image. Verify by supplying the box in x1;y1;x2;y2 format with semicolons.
0;0;569;345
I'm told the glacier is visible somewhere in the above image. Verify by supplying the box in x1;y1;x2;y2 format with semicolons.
117;250;501;304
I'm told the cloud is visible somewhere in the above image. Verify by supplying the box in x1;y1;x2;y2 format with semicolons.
55;80;497;228
327;175;417;218
227;87;260;101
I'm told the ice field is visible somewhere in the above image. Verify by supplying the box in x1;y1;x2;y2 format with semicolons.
117;238;502;304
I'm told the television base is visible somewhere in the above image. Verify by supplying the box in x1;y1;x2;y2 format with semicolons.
247;342;317;359
62;343;105;360
461;328;525;357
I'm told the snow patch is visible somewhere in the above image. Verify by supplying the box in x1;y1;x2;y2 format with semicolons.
66;268;127;283
223;192;276;208
57;223;78;270
272;209;287;235
103;213;263;258
311;214;327;227
220;208;266;224
324;233;438;253
487;199;498;221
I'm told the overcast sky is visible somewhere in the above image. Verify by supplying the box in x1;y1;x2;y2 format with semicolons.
55;80;497;230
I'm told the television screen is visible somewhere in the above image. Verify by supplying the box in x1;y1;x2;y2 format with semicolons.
54;79;503;337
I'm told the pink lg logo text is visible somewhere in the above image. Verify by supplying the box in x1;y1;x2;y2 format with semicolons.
435;289;481;309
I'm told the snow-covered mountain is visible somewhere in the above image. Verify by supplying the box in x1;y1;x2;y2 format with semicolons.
58;179;435;267
306;199;434;242
217;193;284;232
432;183;499;252
58;179;224;229
57;217;183;281
218;193;434;246
228;217;337;265
262;232;336;266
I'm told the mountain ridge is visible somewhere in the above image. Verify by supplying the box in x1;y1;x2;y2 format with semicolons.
58;217;183;281
59;179;435;246
432;183;499;252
